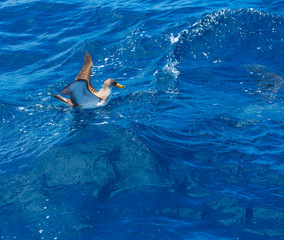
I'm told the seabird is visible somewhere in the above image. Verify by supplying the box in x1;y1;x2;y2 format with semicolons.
54;51;125;109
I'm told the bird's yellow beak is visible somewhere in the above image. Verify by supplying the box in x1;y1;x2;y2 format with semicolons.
116;83;126;89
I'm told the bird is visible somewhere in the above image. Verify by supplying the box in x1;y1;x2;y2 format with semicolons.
54;51;125;109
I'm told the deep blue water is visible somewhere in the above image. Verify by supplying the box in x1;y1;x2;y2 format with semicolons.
0;0;284;239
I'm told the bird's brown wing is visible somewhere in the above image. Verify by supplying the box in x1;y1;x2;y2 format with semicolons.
75;51;98;94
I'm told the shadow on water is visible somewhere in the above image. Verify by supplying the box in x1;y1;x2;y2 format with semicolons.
245;64;284;102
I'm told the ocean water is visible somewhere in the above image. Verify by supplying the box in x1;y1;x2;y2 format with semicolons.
0;0;283;239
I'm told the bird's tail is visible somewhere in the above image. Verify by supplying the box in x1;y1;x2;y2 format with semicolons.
53;94;74;107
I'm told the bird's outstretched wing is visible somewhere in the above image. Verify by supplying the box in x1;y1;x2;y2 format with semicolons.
75;51;98;94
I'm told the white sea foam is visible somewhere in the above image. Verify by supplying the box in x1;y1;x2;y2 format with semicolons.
170;30;188;44
170;33;180;44
163;60;180;79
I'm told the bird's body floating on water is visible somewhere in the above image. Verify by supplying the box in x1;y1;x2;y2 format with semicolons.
54;51;125;109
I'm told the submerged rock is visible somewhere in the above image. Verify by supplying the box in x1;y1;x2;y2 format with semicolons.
39;124;165;198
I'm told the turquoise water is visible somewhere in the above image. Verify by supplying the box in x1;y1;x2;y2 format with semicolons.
0;0;283;239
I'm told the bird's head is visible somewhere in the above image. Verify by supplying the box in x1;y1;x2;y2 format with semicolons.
104;78;125;89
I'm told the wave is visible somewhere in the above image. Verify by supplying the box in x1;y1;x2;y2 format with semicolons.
172;9;283;66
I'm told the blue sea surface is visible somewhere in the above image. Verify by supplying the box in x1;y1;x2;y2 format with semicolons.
0;0;284;239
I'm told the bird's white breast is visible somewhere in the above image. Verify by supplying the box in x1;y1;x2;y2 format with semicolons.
66;81;100;109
